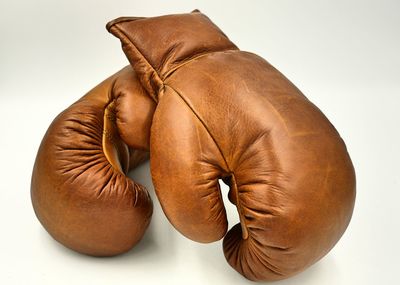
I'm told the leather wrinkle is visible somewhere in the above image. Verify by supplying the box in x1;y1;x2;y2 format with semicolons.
250;243;284;277
103;95;125;174
230;174;250;240
55;115;103;177
55;96;146;206
56;83;128;196
97;167;116;198
160;42;183;74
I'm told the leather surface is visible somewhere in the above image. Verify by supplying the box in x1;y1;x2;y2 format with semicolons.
31;66;155;256
108;11;356;281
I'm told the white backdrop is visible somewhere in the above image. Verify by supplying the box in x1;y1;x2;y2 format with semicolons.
0;1;399;284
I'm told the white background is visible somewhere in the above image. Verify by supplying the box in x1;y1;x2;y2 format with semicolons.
1;0;399;284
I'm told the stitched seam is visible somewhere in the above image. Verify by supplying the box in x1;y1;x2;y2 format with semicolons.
163;48;239;79
165;84;231;173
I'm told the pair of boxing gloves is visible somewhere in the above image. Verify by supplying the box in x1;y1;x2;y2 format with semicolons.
31;11;356;281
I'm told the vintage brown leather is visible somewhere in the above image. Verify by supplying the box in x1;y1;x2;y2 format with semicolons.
108;11;356;281
31;66;155;256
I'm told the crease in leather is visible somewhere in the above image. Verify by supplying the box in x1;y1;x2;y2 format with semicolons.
230;174;249;240
103;102;124;174
102;81;129;175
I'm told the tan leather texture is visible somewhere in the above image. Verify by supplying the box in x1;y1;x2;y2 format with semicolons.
31;66;155;256
108;11;356;281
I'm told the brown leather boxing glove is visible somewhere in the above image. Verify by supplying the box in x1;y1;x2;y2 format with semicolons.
31;66;156;256
107;11;356;281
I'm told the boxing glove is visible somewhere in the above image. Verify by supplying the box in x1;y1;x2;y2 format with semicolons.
107;11;356;281
31;66;156;256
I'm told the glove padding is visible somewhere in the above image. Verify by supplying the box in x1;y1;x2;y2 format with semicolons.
31;66;155;256
107;11;356;281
